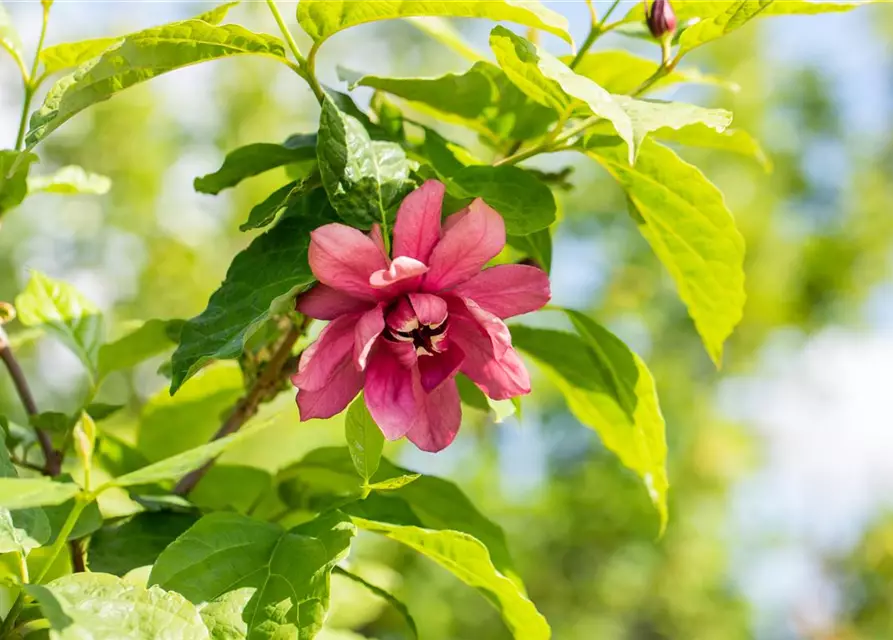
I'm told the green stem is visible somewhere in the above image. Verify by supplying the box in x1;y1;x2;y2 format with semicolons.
13;3;50;150
265;0;306;65
265;0;326;103
568;0;622;70
303;46;326;104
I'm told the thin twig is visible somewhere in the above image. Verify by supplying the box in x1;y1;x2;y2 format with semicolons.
173;319;307;496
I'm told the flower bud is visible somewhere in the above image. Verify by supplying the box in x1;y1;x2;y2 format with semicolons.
646;0;677;39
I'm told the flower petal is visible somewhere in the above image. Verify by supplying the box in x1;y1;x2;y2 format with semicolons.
291;314;359;392
296;284;374;320
424;198;505;292
369;256;428;291
449;299;530;400
442;207;469;233
296;360;363;420
418;343;464;392
393;180;445;264
405;378;462;452
309;223;389;301
451;264;551;319
355;304;385;370
364;347;423;440
408;292;448;326
386;297;418;333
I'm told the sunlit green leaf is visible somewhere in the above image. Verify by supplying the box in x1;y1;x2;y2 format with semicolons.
0;443;49;553
26;19;288;147
297;0;572;45
170;193;332;393
353;517;549;640
334;566;419;639
447;165;556;235
27;164;111;195
0;478;80;510
581;136;746;364
345;395;384;482
89;511;199;577
98;318;180;380
318;96;414;229
151;511;356;639
405;16;484;61
26;573;210;639
194;134;317;195
14;271;104;378
511;314;669;531
654;123;771;171
0;150;38;216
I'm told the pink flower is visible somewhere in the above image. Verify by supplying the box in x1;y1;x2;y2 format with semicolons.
291;180;551;452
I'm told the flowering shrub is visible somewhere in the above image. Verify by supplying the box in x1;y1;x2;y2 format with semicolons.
0;0;868;638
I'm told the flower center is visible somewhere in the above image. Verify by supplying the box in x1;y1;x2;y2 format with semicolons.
386;317;449;356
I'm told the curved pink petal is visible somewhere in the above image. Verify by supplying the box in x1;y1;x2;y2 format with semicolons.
393;180;445;264
296;360;363;420
408;293;447;326
418;343;464;392
387;338;419;369
442;207;469;233
369;224;388;261
449;300;530;400
355;304;385;370
309;224;388;301
291;313;360;392
423;199;505;292
369;256;428;290
386;297;418;333
296;284;374;320
364;347;423;440
405;378;462;452
452;264;551;319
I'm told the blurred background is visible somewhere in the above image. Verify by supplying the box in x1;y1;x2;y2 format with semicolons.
2;2;892;639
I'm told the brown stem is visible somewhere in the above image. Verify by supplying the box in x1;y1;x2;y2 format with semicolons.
174;321;305;496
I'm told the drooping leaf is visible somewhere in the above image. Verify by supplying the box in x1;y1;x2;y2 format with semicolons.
170;193;332;393
345;395;384;482
507;228;552;273
0;443;49;554
98;318;180;380
353;517;549;639
333;566;418;639
317;97;414;229
26;573;210;639
567;50;739;95
14;271;104;379
0;478;81;510
654;123;771;171
26;20;288;147
89;511;200;576
297;0;572;46
150;511;356;639
490;27;731;162
26;165;111;195
0;2;23;65
0;150;38;216
240;171;320;232
194;134;317;195
447;165;556;235
581;136;746;364
511;317;669;530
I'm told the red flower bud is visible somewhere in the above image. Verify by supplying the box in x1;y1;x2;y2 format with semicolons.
646;0;677;39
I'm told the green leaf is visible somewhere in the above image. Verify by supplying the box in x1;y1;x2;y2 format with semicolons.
582;137;746;364
26;20;288;147
0;443;50;554
490;28;731;162
0;2;22;69
0;478;80;509
170;193;332;393
107;427;261;490
14;271;104;378
86;402;124;421
26;165;111;195
447;165;556;236
194;135;317;195
507;229;552;273
98;318;180;380
89;511;200;576
29;411;76;434
367;474;420;491
297;0;572;46
345;395;384;482
317;97;414;229
333;566;418;639
511;316;669;531
0;150;38;216
150;511;356;639
567;50;739;95
42;492;103;544
26;573;210;639
654;123;771;171
240;172;320;232
353;518;549;639
405;16;485;61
